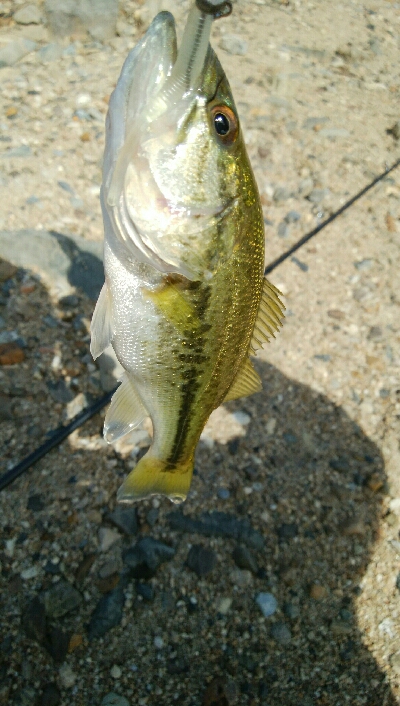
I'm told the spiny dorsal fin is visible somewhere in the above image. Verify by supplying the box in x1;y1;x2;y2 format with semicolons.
249;278;285;354
104;374;147;443
223;358;262;402
90;282;113;360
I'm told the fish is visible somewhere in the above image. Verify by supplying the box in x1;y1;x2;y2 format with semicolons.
90;0;285;504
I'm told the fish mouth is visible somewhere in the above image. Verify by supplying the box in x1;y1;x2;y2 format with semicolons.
105;1;234;280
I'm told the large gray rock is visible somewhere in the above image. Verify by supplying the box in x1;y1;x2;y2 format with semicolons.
0;38;36;68
45;0;119;41
0;229;103;301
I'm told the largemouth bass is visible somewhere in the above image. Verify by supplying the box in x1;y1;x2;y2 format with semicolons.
90;0;284;503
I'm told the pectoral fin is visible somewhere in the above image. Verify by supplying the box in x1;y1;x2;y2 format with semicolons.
90;282;113;360
144;280;199;333
250;278;285;354
104;374;147;443
223;358;262;402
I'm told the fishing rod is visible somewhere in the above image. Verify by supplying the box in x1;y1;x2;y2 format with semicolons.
0;156;399;492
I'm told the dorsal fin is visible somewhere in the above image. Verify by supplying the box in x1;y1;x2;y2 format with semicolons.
223;358;262;402
249;278;285;354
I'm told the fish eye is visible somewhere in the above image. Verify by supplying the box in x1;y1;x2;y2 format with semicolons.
210;105;238;145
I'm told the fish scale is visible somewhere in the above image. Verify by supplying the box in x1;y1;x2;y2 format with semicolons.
90;3;284;503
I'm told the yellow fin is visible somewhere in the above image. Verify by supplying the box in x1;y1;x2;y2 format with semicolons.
250;277;285;353
223;357;262;402
144;280;199;333
90;282;112;360
117;451;194;504
104;374;147;443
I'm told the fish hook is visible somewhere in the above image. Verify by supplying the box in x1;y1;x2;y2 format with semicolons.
196;0;233;19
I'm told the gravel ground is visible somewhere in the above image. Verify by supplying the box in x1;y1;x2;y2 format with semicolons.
0;1;400;705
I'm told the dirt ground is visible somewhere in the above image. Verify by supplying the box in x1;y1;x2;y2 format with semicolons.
0;0;400;705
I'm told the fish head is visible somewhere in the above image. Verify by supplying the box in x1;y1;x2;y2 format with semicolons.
105;5;255;280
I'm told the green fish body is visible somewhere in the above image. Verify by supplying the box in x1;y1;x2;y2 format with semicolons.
90;7;284;503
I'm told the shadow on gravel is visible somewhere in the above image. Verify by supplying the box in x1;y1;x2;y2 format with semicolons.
189;357;395;706
0;259;395;706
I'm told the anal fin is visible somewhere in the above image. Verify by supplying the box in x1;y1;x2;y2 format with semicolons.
90;281;113;360
249;278;285;354
223;358;262;402
104;374;147;443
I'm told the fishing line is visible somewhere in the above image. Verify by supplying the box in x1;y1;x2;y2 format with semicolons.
0;156;399;492
264;156;400;275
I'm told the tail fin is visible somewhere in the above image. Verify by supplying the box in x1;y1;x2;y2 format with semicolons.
117;451;194;504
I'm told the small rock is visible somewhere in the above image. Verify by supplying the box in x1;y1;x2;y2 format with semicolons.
291;256;308;272
146;507;159;527
277;222;289;238
22;597;46;643
123;537;175;578
13;687;37;706
27;494;44;512
110;664;122;679
58;664;76;689
136;582;154;602
307;188;330;204
232;545;258;574
167;511;264;550
202;676;238;706
101;694;130;706
319;127;350;138
327;309;345;320
277;523;298;540
167;656;189;674
75;553;96;584
45;0;119;41
270;621;292;645
390;651;400;675
388;121;400;140
99;558;121;579
21;566;39;580
45;626;70;663
367;325;383;340
0;38;36;67
98;527;121;552
0;260;17;281
255;592;277;617
187;545;217;577
0;342;24;365
329;456;349;473
107;505;138;536
97;574;120;594
88;586;124;640
41;683;61;706
46;379;73;403
66;393;87;420
283;602;300;619
14;4;42;24
284;210;301;223
273;186;292;203
38;42;62;62
0;145;32;158
230;568;252;588
154;636;164;649
298;177;314;196
309;583;327;600
44;580;82;619
219;34;248;56
217;487;230;500
216;597;232;615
